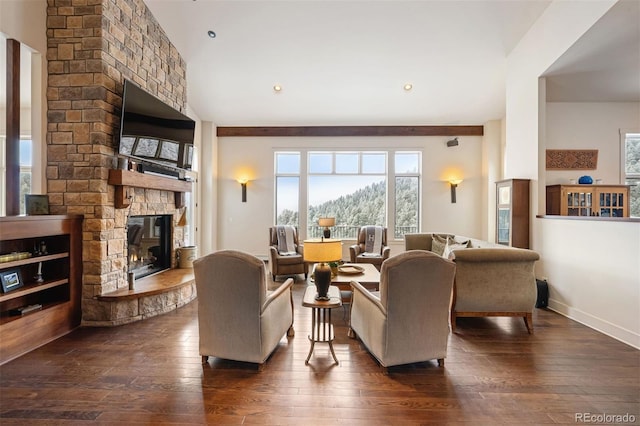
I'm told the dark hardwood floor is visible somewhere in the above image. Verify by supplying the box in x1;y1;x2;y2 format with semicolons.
1;278;638;425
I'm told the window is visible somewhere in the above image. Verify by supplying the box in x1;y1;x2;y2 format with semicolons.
622;132;640;217
0;137;32;215
275;150;421;239
275;152;300;226
308;151;386;239
394;152;420;238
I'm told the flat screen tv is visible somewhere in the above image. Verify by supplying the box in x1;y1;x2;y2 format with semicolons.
118;79;195;172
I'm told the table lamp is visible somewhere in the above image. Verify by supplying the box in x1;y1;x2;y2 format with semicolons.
318;217;336;239
303;239;342;300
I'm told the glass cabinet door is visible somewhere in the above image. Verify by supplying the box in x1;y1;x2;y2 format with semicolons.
497;208;510;244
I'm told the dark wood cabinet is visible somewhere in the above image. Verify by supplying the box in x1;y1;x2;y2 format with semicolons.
0;215;83;365
496;179;530;249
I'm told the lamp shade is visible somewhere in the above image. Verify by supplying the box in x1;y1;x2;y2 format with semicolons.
318;217;336;227
303;239;342;263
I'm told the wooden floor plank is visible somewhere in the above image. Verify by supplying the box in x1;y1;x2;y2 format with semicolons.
1;279;638;424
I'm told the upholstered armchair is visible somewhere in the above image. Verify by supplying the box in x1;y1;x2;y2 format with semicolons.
349;250;455;371
268;226;308;280
193;250;295;366
349;226;390;270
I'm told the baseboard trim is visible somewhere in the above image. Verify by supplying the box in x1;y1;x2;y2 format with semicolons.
548;298;639;349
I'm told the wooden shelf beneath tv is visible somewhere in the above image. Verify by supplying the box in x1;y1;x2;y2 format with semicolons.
108;169;192;209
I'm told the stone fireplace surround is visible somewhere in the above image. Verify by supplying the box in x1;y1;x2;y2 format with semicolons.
46;0;196;325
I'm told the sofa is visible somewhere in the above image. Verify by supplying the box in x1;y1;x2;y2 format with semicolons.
404;233;540;333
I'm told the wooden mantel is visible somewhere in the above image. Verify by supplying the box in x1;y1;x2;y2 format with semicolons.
108;169;192;209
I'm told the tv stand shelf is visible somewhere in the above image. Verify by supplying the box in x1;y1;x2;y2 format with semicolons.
108;169;192;209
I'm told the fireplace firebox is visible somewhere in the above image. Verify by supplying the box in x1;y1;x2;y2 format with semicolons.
127;215;172;279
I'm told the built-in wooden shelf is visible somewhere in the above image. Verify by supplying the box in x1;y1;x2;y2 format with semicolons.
108;169;192;209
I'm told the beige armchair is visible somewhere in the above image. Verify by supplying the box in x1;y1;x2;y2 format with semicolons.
349;250;455;371
349;226;390;270
193;250;295;366
269;226;308;280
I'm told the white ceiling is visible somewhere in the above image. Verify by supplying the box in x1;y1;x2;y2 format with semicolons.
144;0;639;127
543;0;640;102
145;0;553;126
2;1;638;123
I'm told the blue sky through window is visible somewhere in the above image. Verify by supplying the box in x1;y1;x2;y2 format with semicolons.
20;139;32;166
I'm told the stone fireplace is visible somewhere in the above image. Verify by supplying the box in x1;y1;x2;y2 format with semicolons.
46;0;196;326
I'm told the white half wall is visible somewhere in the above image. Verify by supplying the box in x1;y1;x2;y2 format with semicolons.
537;217;640;348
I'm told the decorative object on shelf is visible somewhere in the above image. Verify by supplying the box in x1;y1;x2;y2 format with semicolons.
117;156;128;170
34;262;44;283
128;271;135;290
318;217;336;239
449;179;463;203
39;241;48;255
578;175;594;184
25;195;49;215
545;149;598;170
303;239;342;301
1;268;23;293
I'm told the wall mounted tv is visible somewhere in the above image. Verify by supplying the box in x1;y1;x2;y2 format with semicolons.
118;79;195;172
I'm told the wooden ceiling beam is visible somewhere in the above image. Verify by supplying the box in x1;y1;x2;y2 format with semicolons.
216;125;484;137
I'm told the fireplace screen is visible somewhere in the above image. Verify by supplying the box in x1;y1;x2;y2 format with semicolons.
127;215;171;279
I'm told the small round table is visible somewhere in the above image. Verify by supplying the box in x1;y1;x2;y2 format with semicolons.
302;285;342;365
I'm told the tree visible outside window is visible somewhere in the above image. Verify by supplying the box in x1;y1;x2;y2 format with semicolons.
308;151;386;239
274;150;421;239
623;133;640;217
0;137;32;215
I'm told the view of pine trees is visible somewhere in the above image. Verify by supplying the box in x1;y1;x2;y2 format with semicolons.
626;135;640;217
277;178;419;238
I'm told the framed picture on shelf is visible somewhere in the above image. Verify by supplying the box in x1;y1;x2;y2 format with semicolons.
1;268;23;293
25;194;49;215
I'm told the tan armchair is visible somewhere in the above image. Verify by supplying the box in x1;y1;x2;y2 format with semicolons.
193;250;295;366
268;226;308;280
349;250;455;371
349;226;390;270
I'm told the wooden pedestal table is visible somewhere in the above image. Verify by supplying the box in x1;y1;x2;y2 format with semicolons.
302;285;342;365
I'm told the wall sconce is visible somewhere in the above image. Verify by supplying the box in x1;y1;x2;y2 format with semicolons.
238;178;248;202
449;179;462;203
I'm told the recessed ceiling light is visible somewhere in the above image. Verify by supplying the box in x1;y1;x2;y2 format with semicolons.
207;30;216;39
273;85;282;93
403;83;413;91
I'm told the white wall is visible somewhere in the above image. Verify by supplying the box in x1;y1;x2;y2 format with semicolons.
216;135;484;259
545;102;640;185
536;218;640;348
507;0;639;348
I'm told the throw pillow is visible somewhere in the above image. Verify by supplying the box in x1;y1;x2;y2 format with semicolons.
443;241;468;260
431;235;449;256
